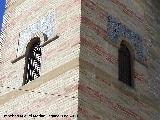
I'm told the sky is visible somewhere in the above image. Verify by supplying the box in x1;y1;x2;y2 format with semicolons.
0;0;5;33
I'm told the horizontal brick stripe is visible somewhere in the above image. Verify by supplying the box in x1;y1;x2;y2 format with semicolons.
9;88;78;116
133;72;146;83
81;27;146;83
81;37;118;64
78;106;101;120
57;15;81;35
80;59;147;107
4;0;48;29
82;0;107;21
83;0;144;24
56;0;81;15
81;16;107;40
0;58;79;105
110;0;144;23
5;0;81;30
44;36;80;61
79;83;143;120
83;0;151;35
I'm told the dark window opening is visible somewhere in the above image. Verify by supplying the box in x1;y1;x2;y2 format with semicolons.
118;42;133;87
23;38;41;85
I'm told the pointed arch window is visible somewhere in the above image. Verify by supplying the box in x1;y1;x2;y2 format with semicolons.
118;41;133;87
23;37;42;85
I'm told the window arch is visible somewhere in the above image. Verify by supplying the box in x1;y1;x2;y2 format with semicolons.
23;37;42;85
118;41;133;87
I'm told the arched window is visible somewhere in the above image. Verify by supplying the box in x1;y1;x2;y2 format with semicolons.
23;37;42;85
118;41;133;87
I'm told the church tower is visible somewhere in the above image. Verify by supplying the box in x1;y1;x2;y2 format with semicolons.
0;0;160;120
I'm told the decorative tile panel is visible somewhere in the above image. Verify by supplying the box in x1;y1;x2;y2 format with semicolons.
16;11;54;57
107;16;144;63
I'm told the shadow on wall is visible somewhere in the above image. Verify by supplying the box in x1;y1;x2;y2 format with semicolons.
152;0;160;9
152;0;160;23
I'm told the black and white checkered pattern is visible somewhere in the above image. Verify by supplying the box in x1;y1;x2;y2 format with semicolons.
26;44;41;83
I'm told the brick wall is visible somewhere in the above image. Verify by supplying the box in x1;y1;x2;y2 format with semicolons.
0;0;80;119
144;0;160;100
79;0;160;119
0;0;160;120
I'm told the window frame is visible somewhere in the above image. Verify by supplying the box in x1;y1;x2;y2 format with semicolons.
118;41;134;87
23;37;42;85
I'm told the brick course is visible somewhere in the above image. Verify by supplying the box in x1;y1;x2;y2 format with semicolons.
0;0;160;120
